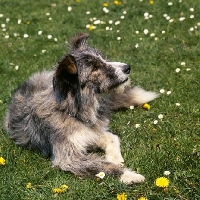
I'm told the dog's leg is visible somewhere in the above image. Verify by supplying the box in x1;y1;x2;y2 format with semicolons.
97;132;124;167
108;86;159;110
52;145;145;184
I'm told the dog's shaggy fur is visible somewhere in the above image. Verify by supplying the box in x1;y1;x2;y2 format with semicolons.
4;33;158;184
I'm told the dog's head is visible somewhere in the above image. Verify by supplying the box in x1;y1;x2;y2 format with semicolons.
53;33;131;101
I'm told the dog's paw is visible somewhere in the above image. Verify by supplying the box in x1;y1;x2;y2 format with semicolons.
120;169;145;184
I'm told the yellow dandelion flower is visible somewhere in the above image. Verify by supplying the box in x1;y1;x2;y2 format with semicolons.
60;184;69;190
150;0;154;5
53;188;63;194
0;157;6;165
114;1;121;5
103;3;108;7
142;103;150;110
76;0;81;2
138;197;147;200
89;25;96;31
26;21;31;25
155;177;169;188
26;182;32;189
117;193;127;200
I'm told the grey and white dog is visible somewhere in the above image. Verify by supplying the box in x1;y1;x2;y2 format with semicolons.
4;33;158;184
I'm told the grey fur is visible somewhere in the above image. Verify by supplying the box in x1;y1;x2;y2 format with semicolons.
4;33;158;184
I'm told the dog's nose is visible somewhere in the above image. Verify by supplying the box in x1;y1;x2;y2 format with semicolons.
122;64;131;74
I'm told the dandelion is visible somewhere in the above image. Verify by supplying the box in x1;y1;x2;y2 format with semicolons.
103;3;108;7
175;68;180;73
0;157;6;165
53;184;69;194
158;114;164;119
166;91;171;95
135;124;140;128
86;24;96;31
26;21;31;25
114;1;121;5
144;29;149;35
155;177;169;187
117;193;127;200
164;171;171;176
150;0;154;5
143;103;150;110
175;103;180;106
95;172;105;179
138;197;147;200
26;182;32;189
130;105;134;110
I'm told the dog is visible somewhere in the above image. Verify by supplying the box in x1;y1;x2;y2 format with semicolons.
4;33;158;184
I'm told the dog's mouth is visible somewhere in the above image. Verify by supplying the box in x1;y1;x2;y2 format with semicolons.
110;78;130;94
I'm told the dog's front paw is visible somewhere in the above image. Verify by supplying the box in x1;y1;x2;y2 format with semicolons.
120;169;145;184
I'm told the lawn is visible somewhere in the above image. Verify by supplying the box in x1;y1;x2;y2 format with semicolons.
0;0;200;199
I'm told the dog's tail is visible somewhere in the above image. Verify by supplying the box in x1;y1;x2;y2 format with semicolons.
108;86;159;110
52;154;144;184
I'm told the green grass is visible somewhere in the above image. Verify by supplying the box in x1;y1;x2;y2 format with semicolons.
0;0;200;199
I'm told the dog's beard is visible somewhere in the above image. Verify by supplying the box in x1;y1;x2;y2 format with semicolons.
110;78;131;94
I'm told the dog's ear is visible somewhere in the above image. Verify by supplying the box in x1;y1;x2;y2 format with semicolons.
53;54;79;101
70;33;90;50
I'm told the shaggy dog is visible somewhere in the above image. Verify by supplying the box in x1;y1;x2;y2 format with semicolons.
4;33;158;184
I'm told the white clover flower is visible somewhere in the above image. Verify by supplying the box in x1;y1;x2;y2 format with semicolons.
190;15;194;19
139;37;143;40
153;120;158;124
158;114;164;119
54;38;58;42
194;26;197;29
160;89;165;94
135;43;139;48
168;2;173;6
95;172;105;179
109;27;112;31
135;124;141;128
135;31;139;34
179;0;182;2
18;19;21;24
144;12;149;18
38;30;42;35
94;20;101;25
1;24;6;28
190;8;194;12
105;26;110;31
46;13;50;16
24;34;29;38
166;16;171;20
68;6;72;11
115;21;120;25
13;33;18;37
179;17;185;21
108;20;113;24
149;14;153;18
5;34;9;39
120;15;125;19
103;7;109;13
175;103;180;106
155;37;158;41
86;11;90;14
162;30;166;34
180;62;185;66
130;105;134;110
186;68;191;71
6;18;10;23
15;65;19;70
150;33;155;37
0;14;3;18
123;11;127;15
144;29;149;35
47;35;52;39
117;37;121;40
166;91;171;95
163;14;168;17
49;17;52;21
41;50;46;53
164;171;171;176
175;68;181;73
169;19;174;23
